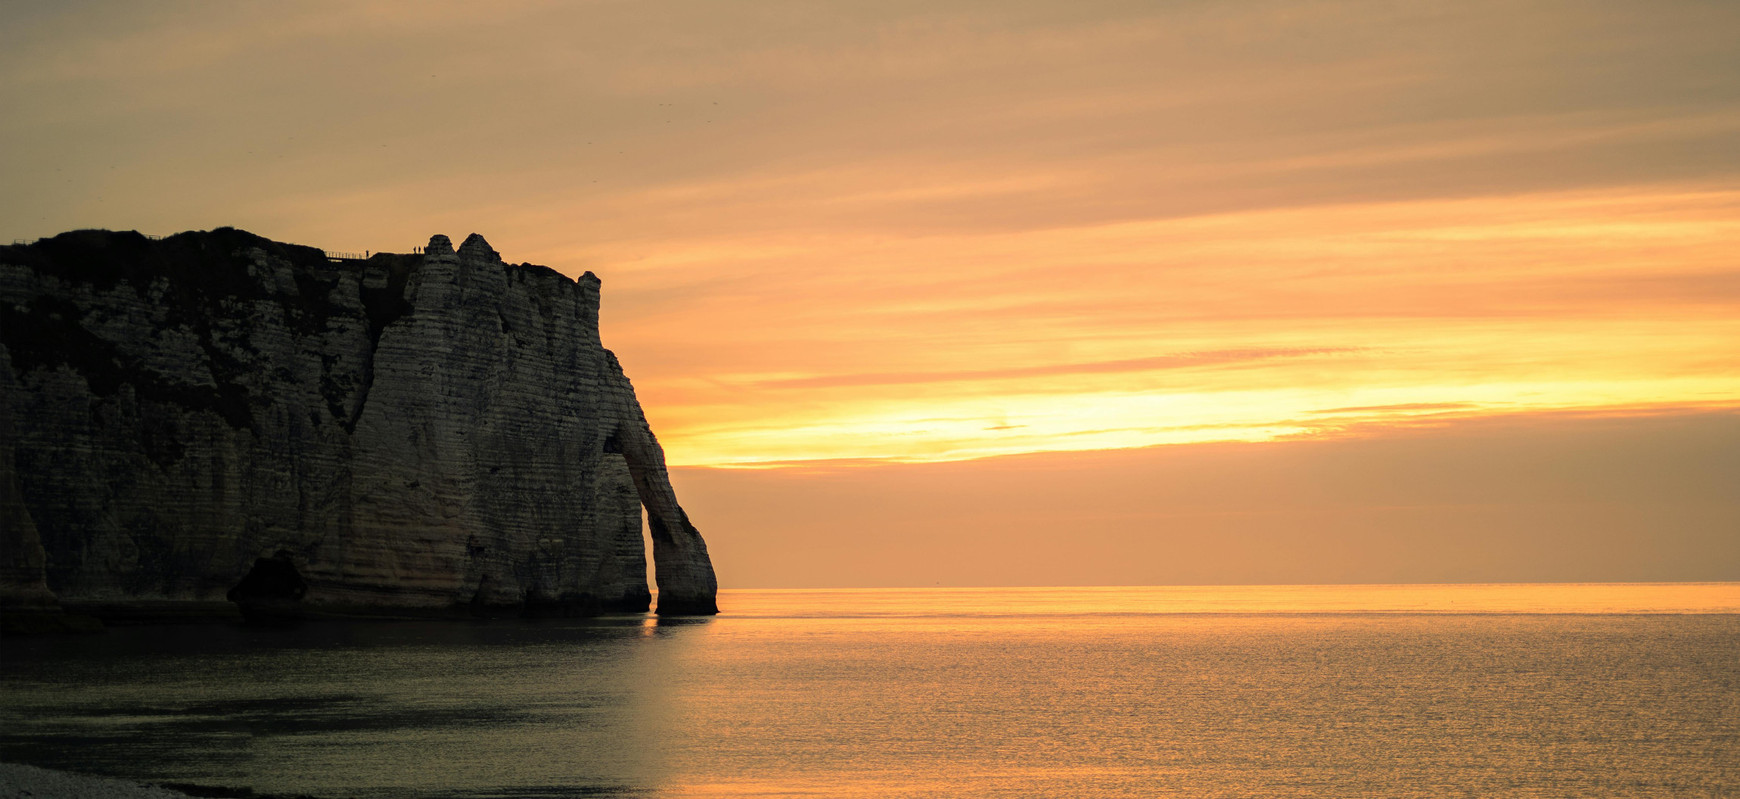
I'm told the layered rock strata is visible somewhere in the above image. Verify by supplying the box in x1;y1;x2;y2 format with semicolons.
0;228;717;623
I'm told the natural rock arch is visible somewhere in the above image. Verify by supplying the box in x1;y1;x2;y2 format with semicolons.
600;352;719;616
226;554;308;625
0;229;720;625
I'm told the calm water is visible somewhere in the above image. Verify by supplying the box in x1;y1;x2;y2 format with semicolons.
3;584;1738;798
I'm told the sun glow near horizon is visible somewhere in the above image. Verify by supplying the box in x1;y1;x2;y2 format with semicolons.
603;187;1740;466
3;1;1737;473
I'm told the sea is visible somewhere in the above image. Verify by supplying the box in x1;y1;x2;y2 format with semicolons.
2;584;1737;798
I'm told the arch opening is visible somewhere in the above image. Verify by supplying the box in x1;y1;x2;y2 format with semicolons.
226;554;308;625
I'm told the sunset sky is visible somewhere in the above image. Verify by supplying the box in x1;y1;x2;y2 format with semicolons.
3;1;1736;586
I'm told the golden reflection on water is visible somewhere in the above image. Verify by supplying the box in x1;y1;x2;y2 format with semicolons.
3;584;1736;799
712;582;1740;618
652;584;1740;799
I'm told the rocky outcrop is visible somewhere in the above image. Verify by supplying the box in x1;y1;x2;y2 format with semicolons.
0;228;717;623
1;346;64;624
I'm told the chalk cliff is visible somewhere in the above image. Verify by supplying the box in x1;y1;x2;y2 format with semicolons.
0;228;718;625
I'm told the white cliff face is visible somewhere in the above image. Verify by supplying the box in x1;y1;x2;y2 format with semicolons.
0;228;717;621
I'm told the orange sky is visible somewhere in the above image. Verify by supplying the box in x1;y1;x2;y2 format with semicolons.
3;1;1736;585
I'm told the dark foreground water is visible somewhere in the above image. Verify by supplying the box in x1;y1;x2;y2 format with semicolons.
2;585;1737;798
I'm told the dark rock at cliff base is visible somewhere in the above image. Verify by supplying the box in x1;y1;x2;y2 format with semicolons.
0;228;718;627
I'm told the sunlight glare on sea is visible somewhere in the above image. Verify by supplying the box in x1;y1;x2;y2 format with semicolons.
2;584;1736;798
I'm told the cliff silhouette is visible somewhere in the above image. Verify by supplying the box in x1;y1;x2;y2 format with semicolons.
0;228;717;631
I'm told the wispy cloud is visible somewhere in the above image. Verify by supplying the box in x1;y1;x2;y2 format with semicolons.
2;1;1736;466
756;348;1360;389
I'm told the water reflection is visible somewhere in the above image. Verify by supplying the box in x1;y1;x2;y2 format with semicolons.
712;582;1740;618
4;587;1736;798
1;615;707;797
